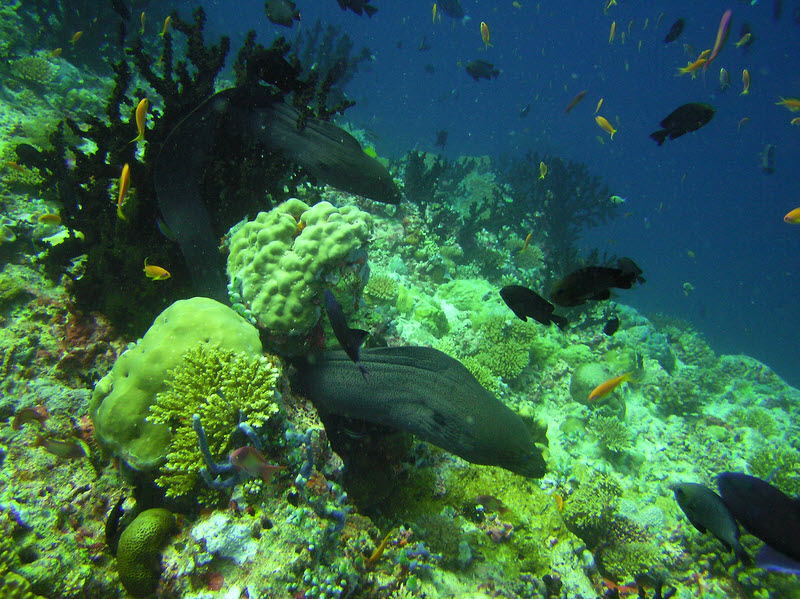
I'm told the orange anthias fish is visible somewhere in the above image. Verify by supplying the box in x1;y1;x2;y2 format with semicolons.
38;213;62;226
791;117;800;126
49;48;62;58
784;208;800;224
609;21;616;43
117;163;130;220
705;9;732;70
140;11;146;34
588;371;633;402
480;21;492;49
518;232;532;253
595;115;617;139
69;31;83;45
432;3;437;23
776;97;800;112
34;434;88;459
538;161;547;180
130;98;149;143
159;15;172;37
676;56;708;77
594;98;604;114
740;69;750;95
144;258;171;280
735;32;751;48
12;405;49;430
564;90;587;114
229;446;283;484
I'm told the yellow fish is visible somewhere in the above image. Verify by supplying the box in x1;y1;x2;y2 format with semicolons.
776;97;800;112
741;69;750;95
144;258;171;281
432;3;437;23
588;371;633;402
130;98;149;143
735;33;751;48
480;21;492;49
783;208;800;224
159;15;171;37
38;213;62;226
117;163;130;221
50;48;62;58
594;98;604;114
595;115;617;139
140;12;146;34
609;21;616;43
791;117;800;126
538;161;547;180
69;31;83;45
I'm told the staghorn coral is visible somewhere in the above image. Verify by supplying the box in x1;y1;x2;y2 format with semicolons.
561;467;622;548
147;343;283;499
364;273;398;304
475;314;537;381
586;412;633;454
8;56;55;86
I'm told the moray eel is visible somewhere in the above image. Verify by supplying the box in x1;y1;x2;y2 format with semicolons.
292;346;547;478
154;86;400;300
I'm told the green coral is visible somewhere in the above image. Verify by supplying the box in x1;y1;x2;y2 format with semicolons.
475;314;537;381
654;375;703;417
731;406;779;438
89;298;262;471
9;55;55;86
363;273;398;304
116;509;176;598
586;412;633;454
148;343;282;498
749;442;800;496
461;356;501;394
0;572;45;599
226;198;372;340
562;467;622;548
598;540;666;582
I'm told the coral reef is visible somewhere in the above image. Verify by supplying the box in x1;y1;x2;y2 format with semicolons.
147;343;282;500
116;508;177;598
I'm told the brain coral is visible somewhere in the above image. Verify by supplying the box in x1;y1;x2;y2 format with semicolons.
89;298;262;471
226;198;372;344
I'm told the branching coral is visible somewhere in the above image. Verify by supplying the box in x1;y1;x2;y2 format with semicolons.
147;343;283;499
587;412;633;454
475;314;537;381
8;55;55;86
561;467;622;548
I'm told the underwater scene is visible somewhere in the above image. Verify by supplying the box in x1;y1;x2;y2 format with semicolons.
1;0;800;597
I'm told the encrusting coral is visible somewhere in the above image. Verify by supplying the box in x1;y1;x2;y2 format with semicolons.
147;343;283;499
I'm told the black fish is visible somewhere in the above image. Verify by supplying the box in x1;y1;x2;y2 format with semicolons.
324;290;369;380
105;493;126;556
664;18;685;43
649;103;715;146
465;60;500;81
500;285;567;329
337;0;378;17
550;258;644;307
265;0;300;27
418;37;432;51
672;483;748;561
437;0;465;19
603;317;620;336
717;472;800;566
434;129;448;151
761;144;775;174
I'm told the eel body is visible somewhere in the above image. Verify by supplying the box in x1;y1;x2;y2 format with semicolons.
293;346;547;478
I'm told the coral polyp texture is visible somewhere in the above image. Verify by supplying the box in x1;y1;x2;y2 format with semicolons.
226;198;372;351
89;297;262;471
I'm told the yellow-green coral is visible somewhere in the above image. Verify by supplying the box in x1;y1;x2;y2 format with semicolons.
475;314;537;380
147;343;282;498
9;56;55;86
116;509;176;598
364;273;398;304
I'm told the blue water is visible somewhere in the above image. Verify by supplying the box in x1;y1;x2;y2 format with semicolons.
201;0;800;386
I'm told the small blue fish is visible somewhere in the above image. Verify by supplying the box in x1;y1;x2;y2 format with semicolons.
324;290;369;380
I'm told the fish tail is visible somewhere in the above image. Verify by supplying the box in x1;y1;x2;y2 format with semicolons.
358;364;370;382
552;314;568;330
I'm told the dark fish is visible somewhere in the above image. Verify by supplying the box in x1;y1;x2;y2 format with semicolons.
603;317;620;336
500;285;568;329
337;0;378;17
550;258;644;307
465;60;500;81
33;434;87;459
761;144;775;174
664;18;685;43
265;0;300;27
109;0;131;21
649;103;715;146
564;90;587;114
435;129;448;151
12;405;49;430
105;494;126;556
324;290;369;380
774;0;784;21
424;63;436;74
672;482;748;561
418;37;432;51
437;0;465;19
519;103;531;119
717;472;800;567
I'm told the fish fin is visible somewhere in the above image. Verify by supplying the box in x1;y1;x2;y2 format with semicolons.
510;308;528;322
590;290;611;301
358;363;370;381
351;328;369;348
551;314;568;330
755;544;800;574
364;4;378;16
649;129;668;145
